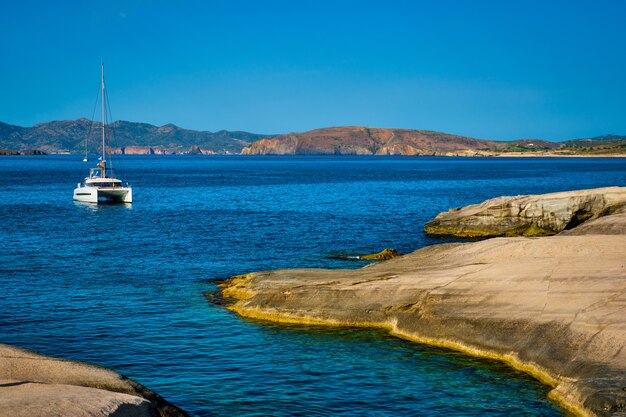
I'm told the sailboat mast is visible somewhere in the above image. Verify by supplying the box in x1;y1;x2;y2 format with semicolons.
101;63;106;168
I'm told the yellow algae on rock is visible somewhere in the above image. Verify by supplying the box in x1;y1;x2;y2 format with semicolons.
220;274;256;300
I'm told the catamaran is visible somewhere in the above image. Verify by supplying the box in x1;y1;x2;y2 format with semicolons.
73;64;132;203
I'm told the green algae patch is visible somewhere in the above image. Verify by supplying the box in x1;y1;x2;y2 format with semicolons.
424;223;559;238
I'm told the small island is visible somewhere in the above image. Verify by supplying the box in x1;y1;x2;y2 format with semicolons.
218;186;626;417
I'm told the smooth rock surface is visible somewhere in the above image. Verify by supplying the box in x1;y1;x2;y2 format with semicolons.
424;186;626;237
0;379;151;417
221;202;626;416
0;344;188;417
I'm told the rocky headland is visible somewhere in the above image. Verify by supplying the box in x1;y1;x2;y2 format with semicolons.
0;344;188;417
425;186;626;237
241;126;532;156
241;126;626;156
218;186;626;417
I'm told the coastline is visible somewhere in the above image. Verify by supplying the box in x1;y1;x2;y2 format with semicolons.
218;189;626;417
491;153;626;158
2;151;626;157
227;302;585;416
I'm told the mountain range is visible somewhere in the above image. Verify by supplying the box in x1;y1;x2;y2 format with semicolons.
0;118;267;155
1;119;625;156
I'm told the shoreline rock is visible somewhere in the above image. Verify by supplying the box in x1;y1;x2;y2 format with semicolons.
219;187;626;417
0;344;188;417
0;148;46;155
424;186;626;237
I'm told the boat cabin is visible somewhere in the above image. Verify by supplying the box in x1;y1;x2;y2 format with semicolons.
85;177;123;188
84;161;122;188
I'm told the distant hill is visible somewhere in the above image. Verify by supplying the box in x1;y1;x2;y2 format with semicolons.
241;126;625;156
2;120;624;156
0;119;268;154
564;135;626;147
241;126;493;156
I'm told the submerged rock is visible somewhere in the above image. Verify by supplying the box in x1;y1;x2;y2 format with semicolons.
331;248;401;261
424;186;626;237
358;248;401;261
0;344;188;417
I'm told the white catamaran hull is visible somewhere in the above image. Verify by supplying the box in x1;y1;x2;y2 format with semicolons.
73;186;132;203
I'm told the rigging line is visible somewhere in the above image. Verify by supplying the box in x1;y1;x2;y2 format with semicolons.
84;82;101;157
105;95;113;173
104;86;122;176
104;87;113;172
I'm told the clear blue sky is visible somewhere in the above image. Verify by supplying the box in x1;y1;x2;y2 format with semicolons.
2;0;625;140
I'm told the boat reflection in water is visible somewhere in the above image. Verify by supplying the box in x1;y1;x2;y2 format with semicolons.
73;199;133;211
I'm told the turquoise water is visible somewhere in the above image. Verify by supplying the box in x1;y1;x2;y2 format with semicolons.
2;155;625;416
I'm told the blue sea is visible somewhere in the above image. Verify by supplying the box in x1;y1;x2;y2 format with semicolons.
2;155;625;416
